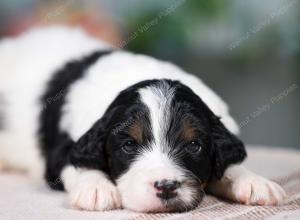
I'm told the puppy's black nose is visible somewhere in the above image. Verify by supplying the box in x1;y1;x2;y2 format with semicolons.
154;179;181;200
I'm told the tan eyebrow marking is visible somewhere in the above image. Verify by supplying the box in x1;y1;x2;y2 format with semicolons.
128;122;143;143
181;120;197;141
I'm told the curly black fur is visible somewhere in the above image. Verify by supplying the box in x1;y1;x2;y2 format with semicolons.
211;115;247;179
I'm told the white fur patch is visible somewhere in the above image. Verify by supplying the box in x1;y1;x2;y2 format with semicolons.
61;166;121;211
139;81;175;151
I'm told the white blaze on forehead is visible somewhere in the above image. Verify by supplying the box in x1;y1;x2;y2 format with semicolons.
139;81;175;152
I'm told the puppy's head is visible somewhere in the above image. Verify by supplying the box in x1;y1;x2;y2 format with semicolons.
71;79;246;212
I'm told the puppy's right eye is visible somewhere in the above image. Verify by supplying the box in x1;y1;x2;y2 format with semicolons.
122;140;137;154
185;140;202;154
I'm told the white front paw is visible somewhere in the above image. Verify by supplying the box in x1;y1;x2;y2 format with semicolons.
231;173;286;206
69;173;121;211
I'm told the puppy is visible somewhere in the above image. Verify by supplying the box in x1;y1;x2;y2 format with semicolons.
0;26;286;212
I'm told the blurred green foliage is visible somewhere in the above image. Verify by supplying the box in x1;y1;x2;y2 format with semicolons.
187;0;228;16
124;0;232;64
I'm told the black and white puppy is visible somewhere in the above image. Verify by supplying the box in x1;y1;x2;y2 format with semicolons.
0;26;286;212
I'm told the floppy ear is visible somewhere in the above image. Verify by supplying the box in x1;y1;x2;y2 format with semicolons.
69;109;117;172
211;116;247;179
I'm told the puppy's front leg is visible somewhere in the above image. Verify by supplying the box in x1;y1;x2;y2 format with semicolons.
207;165;286;205
61;165;121;211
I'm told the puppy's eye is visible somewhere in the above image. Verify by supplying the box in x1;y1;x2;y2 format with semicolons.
185;140;202;154
122;140;137;154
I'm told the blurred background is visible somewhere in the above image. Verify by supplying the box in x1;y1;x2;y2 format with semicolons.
0;0;299;149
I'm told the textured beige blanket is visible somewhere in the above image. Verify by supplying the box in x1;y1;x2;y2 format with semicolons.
1;146;300;220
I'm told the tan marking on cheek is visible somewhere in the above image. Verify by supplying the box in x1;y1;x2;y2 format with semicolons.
201;182;207;189
128;122;143;143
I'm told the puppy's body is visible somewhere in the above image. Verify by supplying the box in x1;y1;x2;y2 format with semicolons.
0;26;236;177
0;26;286;212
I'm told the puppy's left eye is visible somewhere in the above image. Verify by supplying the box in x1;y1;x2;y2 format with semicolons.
185;140;202;154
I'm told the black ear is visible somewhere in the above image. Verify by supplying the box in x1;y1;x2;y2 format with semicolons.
69;109;116;172
211;116;247;179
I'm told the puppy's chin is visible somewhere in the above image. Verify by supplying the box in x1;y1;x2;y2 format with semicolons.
120;189;204;213
121;197;173;213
